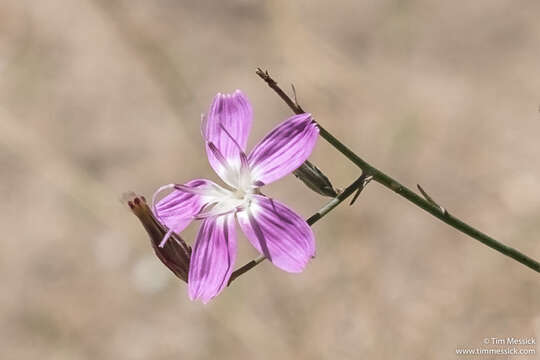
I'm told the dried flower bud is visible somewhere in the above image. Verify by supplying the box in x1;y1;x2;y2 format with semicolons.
124;192;190;283
293;160;339;198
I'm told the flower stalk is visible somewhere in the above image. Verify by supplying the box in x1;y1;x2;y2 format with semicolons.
256;68;540;274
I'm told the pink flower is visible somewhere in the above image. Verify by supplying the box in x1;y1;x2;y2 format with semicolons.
152;90;318;303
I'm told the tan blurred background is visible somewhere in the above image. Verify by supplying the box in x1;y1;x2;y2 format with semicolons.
1;0;539;359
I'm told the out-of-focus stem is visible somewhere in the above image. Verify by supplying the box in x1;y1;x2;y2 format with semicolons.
256;68;540;274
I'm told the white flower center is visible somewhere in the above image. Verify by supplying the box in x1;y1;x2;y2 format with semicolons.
198;165;258;219
233;188;247;199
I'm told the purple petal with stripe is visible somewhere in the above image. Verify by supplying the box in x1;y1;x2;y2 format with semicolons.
153;179;217;235
203;90;253;182
248;113;319;185
237;195;315;273
189;214;237;303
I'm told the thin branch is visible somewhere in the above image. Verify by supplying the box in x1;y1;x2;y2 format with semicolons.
291;83;300;109
256;68;304;114
257;69;339;197
417;184;447;215
350;175;373;206
256;68;540;274
228;255;265;285
228;173;370;285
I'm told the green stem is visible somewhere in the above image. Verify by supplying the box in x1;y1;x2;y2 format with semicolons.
256;68;540;274
318;126;539;272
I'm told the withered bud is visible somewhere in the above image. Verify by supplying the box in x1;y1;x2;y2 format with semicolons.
293;160;339;198
123;192;190;283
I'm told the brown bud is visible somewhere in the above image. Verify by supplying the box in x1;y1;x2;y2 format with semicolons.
124;192;190;283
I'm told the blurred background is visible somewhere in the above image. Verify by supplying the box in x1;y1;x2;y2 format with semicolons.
1;0;539;359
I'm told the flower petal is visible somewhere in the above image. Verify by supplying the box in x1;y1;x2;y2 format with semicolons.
188;215;237;303
237;195;315;273
248;113;319;185
203;90;253;183
152;179;223;237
